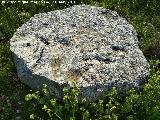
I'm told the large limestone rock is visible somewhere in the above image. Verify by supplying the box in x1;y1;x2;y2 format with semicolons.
10;5;150;101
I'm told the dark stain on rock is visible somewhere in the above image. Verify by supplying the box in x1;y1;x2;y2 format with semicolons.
111;45;125;51
39;36;50;45
42;23;49;26
55;36;70;45
95;54;113;63
27;43;31;46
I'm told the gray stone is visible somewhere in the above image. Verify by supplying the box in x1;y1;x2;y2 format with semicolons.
10;5;150;101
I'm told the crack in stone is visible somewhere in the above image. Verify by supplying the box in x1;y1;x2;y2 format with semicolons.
36;48;44;63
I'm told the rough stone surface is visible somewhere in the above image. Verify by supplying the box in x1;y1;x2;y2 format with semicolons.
10;5;150;101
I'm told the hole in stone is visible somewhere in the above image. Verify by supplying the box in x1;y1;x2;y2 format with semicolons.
42;23;49;26
111;45;125;51
71;24;76;27
27;43;31;46
82;54;91;61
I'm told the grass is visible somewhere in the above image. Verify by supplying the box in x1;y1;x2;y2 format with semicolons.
0;0;160;119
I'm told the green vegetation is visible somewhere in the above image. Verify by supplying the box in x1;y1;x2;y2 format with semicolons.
0;0;160;119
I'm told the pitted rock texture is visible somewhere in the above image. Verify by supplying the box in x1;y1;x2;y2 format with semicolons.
10;4;150;101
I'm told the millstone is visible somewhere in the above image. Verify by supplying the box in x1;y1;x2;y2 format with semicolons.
10;5;150;101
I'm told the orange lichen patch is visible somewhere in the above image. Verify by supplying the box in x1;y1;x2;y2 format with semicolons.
65;70;81;81
50;55;63;68
50;54;82;81
50;54;64;78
